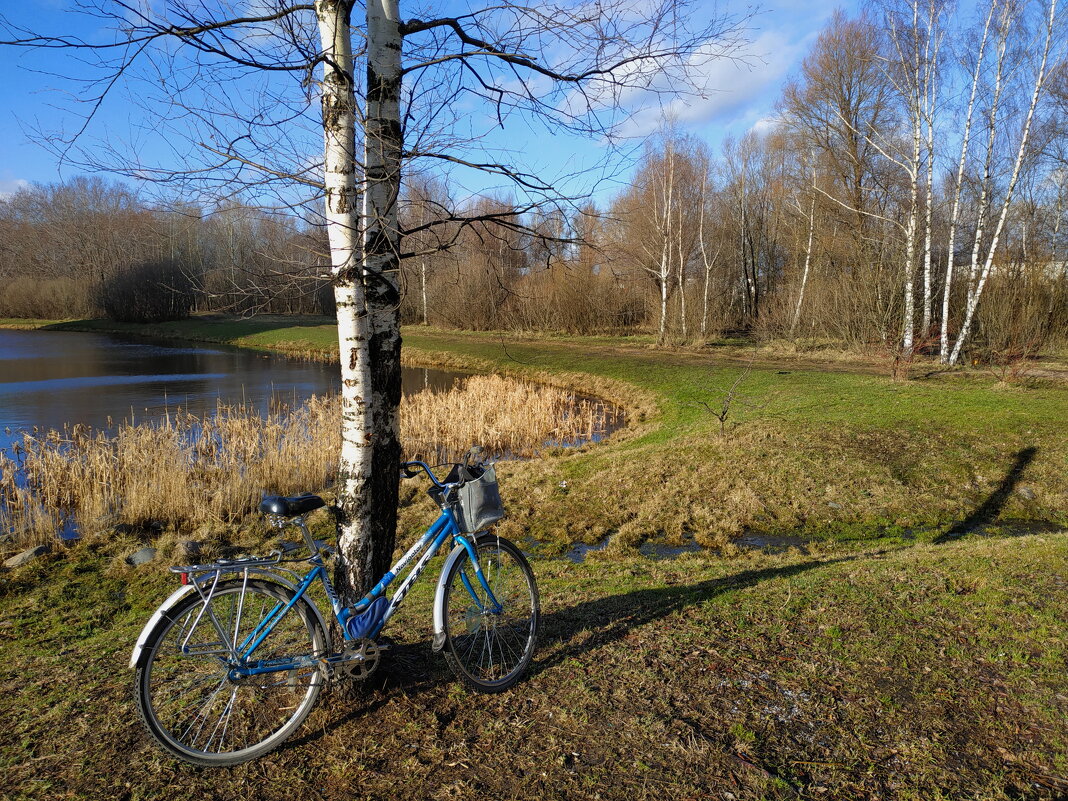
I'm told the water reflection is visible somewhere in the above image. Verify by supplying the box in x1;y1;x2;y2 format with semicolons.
0;329;461;451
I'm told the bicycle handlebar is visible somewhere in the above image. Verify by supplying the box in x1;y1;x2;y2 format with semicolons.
400;460;447;487
401;446;486;488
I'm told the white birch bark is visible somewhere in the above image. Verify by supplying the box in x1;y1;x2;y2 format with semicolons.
354;0;405;595
902;112;920;355
420;255;428;324
949;0;1059;365
317;0;375;598
940;0;994;362
698;176;719;338
677;215;687;341
920;0;942;338
965;4;1011;310
419;199;429;325
655;141;675;346
790;164;817;339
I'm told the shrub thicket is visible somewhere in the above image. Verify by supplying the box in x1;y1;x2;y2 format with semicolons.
97;259;196;323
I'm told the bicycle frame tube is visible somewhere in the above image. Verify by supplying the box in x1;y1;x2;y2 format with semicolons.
376;510;458;631
240;566;325;659
231;507;503;676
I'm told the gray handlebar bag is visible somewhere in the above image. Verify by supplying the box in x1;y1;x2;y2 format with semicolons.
453;464;506;534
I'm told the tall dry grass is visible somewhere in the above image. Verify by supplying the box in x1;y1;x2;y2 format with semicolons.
0;376;620;548
402;374;621;463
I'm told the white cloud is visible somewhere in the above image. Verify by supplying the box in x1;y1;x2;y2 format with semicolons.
750;115;782;137
0;178;30;200
614;28;804;139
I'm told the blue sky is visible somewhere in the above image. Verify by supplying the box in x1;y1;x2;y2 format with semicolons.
0;0;860;206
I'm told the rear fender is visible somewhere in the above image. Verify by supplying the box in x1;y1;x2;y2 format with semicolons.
129;572;332;669
129;584;196;669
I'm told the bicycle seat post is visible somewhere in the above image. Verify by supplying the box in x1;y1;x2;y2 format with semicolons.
290;515;321;559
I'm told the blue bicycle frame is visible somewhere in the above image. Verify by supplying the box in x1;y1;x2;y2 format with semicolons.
215;461;502;679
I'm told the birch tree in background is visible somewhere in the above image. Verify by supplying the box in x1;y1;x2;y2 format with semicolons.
790;153;818;339
947;0;1062;365
940;0;998;362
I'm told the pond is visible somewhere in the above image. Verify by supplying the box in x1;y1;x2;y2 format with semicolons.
0;327;626;545
0;328;462;453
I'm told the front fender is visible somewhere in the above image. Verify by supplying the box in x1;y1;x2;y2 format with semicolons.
432;543;467;652
432;533;501;652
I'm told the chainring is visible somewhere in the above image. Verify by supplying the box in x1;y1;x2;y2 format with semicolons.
336;638;380;681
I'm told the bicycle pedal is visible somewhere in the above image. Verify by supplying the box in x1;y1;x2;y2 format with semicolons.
374;635;395;652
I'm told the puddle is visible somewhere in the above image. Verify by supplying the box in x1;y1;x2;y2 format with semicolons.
564;536;611;563
734;533;811;554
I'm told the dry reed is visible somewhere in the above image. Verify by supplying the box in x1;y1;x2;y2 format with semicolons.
402;374;621;463
0;376;620;549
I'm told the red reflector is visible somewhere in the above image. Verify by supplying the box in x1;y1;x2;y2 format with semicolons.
180;572;189;585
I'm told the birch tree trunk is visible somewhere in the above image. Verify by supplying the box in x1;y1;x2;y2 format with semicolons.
350;0;405;598
902;123;919;355
317;0;376;600
790;165;817;339
948;0;1058;366
964;4;1011;311
655;142;675;346
697;176;717;339
940;0;994;362
420;200;429;325
920;0;941;339
677;219;687;341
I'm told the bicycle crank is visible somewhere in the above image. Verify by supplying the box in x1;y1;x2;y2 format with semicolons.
332;639;381;681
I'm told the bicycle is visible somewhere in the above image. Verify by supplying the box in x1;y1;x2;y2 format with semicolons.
129;449;539;766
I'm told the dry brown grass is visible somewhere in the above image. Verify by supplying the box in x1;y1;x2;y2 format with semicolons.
403;374;621;463
0;376;618;549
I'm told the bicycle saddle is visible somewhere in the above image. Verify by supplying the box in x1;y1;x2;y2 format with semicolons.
259;493;326;517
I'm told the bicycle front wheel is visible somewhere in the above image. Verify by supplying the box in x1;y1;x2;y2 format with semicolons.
134;578;327;766
442;535;539;692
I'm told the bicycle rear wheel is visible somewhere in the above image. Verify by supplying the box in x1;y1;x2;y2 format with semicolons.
134;578;326;766
442;535;539;692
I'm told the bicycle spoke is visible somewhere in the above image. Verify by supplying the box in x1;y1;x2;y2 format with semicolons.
444;539;538;691
137;580;324;765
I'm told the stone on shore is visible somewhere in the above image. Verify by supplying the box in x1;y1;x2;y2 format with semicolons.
4;544;51;568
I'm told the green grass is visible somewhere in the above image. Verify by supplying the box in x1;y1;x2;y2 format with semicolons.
2;529;1067;799
2;315;1068;797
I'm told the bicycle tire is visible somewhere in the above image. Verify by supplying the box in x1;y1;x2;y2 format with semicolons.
442;534;539;693
134;578;327;766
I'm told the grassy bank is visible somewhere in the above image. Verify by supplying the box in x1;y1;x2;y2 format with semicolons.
2;315;1067;553
2;528;1068;799
2;316;1068;798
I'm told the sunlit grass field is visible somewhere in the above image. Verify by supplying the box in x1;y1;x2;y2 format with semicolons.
1;315;1067;799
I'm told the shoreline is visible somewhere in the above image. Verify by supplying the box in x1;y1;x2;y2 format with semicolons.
2;314;1067;555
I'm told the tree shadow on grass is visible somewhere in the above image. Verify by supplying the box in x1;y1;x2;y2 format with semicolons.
530;555;854;677
933;446;1038;544
285;555;852;752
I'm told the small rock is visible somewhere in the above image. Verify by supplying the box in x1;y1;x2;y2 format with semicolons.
176;540;202;561
1017;486;1036;500
4;543;51;568
828;502;842;510
126;547;158;567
